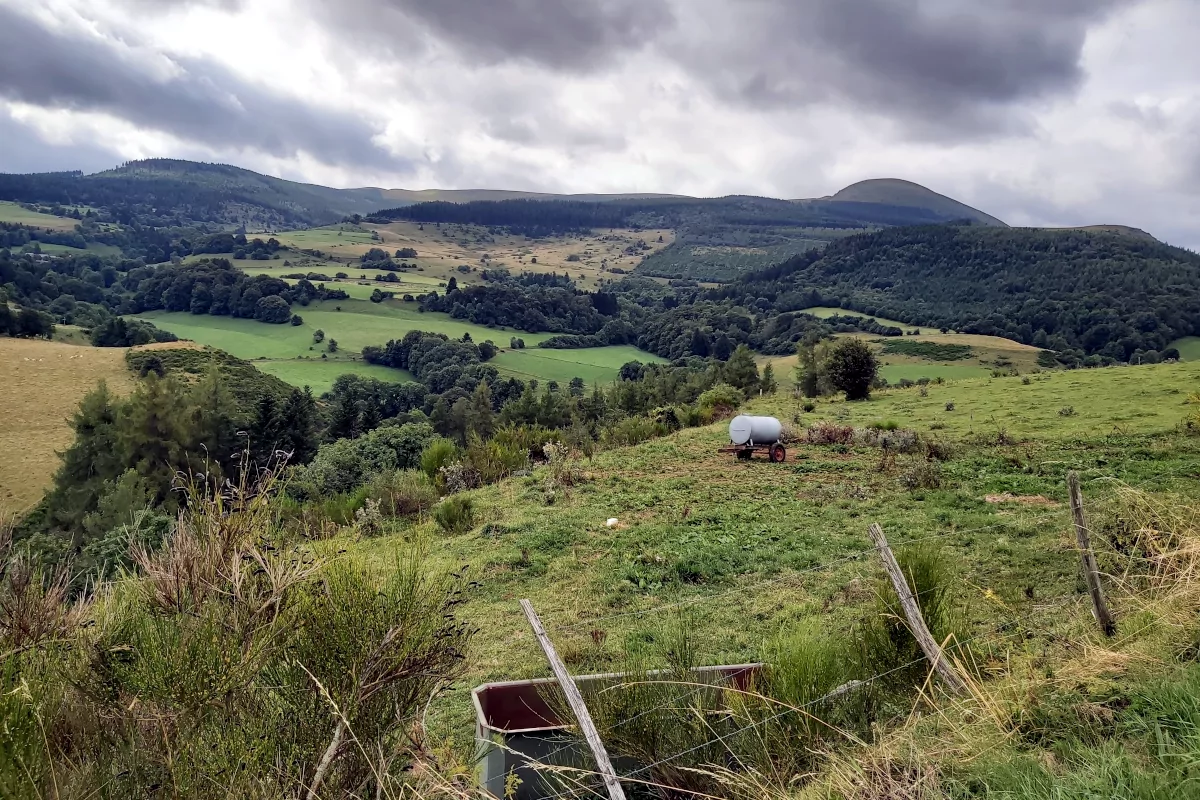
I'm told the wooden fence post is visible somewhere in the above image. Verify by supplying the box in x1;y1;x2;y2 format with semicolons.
1066;472;1117;637
521;599;627;800
867;524;967;694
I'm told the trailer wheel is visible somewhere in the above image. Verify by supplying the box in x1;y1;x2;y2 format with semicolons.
769;444;786;463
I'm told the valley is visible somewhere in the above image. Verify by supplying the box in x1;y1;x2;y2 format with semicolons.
4;157;1200;800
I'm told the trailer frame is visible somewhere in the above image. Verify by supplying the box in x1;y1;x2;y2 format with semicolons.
718;441;787;463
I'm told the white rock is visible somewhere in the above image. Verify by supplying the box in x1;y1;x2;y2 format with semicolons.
606;518;619;528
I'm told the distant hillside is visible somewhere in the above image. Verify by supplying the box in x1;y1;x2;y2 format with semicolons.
0;160;389;228
812;178;1006;227
726;225;1200;361
379;188;687;204
1050;224;1159;242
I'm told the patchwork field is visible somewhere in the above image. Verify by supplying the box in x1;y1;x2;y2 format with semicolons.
0;201;82;232
0;338;134;515
261;221;675;291
133;300;665;390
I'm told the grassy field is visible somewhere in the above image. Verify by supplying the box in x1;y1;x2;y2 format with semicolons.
342;358;1200;759
31;241;122;257
262;221;674;291
1170;336;1200;361
798;306;945;335
252;359;414;394
0;338;134;515
491;345;666;384
133;301;664;389
0;201;81;232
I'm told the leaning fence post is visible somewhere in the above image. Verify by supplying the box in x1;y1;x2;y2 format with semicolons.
1066;472;1117;637
867;523;967;694
520;599;627;800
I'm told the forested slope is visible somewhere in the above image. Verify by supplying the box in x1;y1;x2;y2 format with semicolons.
729;225;1200;361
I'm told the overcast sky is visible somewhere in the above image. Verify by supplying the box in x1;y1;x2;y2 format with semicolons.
0;0;1196;247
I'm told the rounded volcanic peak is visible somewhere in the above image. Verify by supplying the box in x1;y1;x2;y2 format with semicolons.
829;178;1007;227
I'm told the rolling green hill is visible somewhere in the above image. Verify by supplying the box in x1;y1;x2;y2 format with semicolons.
729;225;1200;361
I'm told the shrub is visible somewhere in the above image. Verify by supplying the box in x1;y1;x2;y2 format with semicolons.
802;401;816;413
291;423;435;498
433;494;476;533
420;438;458;484
600;416;665;448
465;432;529;484
805;421;856;445
945;402;955;411
868;420;900;431
440;462;482;494
696;383;743;418
1059;406;1077;417
366;470;437;517
899;460;943;490
823;339;879;401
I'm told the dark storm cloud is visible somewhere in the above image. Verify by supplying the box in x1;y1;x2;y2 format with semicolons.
0;6;409;172
0;111;122;175
668;0;1134;131
311;0;674;70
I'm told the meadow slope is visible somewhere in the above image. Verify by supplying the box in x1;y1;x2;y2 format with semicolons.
349;360;1200;748
0;339;134;514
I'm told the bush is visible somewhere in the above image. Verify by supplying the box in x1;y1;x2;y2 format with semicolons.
465;432;529;484
291;423;435;498
696;383;743;418
802;401;816;413
366;470;437;517
1059;406;1077;417
433;494;477;533
420;438;458;484
899;460;943;490
823;339;879;401
600;416;665;448
945;402;955;411
805;421;855;445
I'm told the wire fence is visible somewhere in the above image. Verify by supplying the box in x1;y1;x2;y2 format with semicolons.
507;457;1200;799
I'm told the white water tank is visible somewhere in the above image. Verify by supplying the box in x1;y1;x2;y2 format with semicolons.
729;415;782;446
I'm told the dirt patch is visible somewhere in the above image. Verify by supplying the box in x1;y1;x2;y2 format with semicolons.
0;339;135;515
985;493;1059;507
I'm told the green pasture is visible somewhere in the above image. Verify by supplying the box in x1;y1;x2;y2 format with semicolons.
0;201;80;232
1170;337;1200;361
252;360;415;395
879;363;993;383
491;346;668;385
798;306;942;335
132;300;663;388
29;241;122;257
757;360;1200;439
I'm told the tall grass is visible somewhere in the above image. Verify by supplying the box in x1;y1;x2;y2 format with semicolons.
0;463;475;798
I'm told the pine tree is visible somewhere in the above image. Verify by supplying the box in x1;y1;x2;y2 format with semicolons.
723;345;760;395
278;388;320;465
120;375;189;505
761;363;777;395
796;342;820;398
187;367;241;481
250;393;282;463
51;382;125;545
466;382;495;439
713;334;733;361
328;392;360;441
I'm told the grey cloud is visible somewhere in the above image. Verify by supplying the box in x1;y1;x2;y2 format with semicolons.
666;0;1134;133
0;6;409;172
0;111;122;174
309;0;673;70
